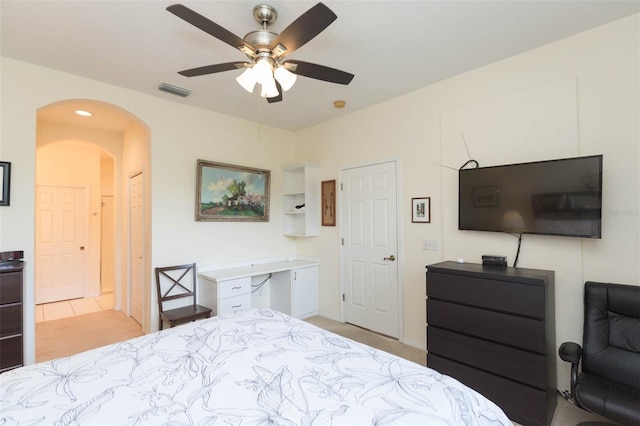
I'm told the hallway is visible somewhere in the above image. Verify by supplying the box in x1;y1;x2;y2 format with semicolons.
35;293;115;322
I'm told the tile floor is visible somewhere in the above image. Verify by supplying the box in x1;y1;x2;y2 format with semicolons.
35;292;115;322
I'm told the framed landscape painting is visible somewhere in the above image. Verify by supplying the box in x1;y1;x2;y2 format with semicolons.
196;160;270;222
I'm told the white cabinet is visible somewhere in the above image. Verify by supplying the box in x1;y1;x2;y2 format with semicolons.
270;265;319;319
291;266;319;319
282;163;320;237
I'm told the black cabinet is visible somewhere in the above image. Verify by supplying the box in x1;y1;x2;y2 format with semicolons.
0;260;24;372
426;261;556;426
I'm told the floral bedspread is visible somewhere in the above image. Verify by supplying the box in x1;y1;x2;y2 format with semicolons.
1;308;511;425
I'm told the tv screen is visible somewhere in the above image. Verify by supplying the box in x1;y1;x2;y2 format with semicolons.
459;155;602;238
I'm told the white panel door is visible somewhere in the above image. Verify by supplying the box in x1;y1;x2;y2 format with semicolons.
129;172;144;325
35;186;86;304
342;161;399;337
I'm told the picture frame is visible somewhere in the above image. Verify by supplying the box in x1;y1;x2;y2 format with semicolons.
196;159;270;222
321;180;336;226
0;162;10;207
412;197;430;223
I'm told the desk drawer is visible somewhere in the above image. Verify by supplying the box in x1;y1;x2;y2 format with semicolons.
218;277;251;299
427;299;545;353
219;293;251;314
427;271;545;318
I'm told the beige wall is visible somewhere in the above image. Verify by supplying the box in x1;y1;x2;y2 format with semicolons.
0;57;297;364
0;14;638;394
295;14;639;393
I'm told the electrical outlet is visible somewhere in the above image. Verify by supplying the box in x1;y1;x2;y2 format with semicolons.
422;239;439;250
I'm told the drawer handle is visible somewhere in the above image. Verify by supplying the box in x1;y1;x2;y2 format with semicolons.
232;305;242;308
232;286;241;290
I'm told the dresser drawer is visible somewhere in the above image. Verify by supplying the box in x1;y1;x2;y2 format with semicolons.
428;327;546;388
0;335;23;371
428;354;553;426
427;271;545;318
0;304;22;338
219;293;251;315
218;277;251;299
427;299;545;353
0;271;22;304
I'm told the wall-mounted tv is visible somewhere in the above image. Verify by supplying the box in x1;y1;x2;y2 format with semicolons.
459;155;603;238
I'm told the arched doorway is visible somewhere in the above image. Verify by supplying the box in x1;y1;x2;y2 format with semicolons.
34;99;151;360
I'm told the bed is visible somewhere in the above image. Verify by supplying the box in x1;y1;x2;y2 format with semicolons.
1;308;511;425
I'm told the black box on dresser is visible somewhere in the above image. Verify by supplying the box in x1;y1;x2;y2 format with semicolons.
426;261;556;426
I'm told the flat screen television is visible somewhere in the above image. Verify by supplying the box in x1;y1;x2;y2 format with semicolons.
459;155;602;238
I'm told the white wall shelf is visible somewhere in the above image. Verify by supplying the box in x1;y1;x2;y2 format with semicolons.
282;163;320;237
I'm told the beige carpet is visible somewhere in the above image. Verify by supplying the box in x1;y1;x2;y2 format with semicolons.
305;315;426;366
36;311;611;425
36;309;143;363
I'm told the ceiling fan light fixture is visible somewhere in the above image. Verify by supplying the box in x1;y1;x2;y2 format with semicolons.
236;67;257;93
274;66;297;92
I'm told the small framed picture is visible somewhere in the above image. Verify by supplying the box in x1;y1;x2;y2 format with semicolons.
412;197;430;223
321;180;336;226
0;162;10;207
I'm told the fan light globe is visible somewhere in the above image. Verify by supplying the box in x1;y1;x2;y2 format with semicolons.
253;58;273;85
236;68;257;93
274;66;297;91
261;75;279;98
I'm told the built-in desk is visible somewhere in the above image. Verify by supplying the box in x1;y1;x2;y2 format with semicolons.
198;260;319;319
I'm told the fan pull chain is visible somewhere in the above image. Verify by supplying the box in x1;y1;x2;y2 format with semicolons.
257;87;262;145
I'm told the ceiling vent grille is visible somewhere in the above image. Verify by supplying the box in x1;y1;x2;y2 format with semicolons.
158;82;191;97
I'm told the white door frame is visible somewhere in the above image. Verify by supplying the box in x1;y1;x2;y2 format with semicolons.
338;158;404;342
128;169;145;329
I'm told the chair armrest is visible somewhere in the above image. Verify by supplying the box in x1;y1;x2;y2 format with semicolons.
558;341;583;405
559;342;582;364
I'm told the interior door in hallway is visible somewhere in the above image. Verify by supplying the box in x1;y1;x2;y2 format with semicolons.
35;185;86;304
341;161;399;338
129;172;144;325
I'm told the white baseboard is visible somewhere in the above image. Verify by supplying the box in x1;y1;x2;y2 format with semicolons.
317;309;341;322
399;337;426;351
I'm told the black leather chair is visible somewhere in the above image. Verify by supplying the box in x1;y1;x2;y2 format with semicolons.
559;281;640;426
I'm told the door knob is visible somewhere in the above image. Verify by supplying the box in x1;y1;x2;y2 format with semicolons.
384;255;396;261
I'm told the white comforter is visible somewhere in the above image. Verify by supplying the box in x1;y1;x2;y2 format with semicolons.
1;309;511;425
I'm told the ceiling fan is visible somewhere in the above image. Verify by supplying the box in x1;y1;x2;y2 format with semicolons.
167;2;355;103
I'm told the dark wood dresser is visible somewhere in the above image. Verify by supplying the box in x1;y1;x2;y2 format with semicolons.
426;261;556;426
0;260;24;372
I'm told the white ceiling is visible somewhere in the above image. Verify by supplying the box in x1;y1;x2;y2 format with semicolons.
2;1;638;132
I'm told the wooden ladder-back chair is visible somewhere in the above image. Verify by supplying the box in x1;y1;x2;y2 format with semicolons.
155;263;212;330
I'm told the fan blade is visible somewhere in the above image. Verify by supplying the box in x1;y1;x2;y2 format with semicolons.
178;62;249;77
269;3;336;58
267;81;283;103
167;4;256;55
284;60;354;85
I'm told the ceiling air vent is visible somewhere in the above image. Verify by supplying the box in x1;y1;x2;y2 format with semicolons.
158;82;191;97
